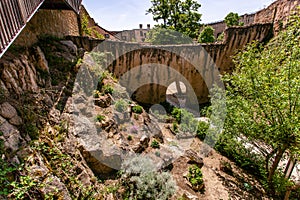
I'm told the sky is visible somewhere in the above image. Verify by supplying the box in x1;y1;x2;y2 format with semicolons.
82;0;275;31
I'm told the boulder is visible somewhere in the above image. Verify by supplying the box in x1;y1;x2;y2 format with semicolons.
9;115;23;126
133;135;150;153
185;149;204;168
35;46;49;73
72;115;122;177
60;40;78;55
41;175;72;200
94;95;112;108
0;120;22;153
0;102;17;119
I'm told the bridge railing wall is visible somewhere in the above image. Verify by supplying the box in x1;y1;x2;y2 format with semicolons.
64;0;82;13
0;0;44;54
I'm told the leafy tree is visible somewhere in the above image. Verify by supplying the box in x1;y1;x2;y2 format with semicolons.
146;0;202;38
146;0;170;27
224;12;243;27
145;27;193;44
216;32;225;42
223;10;300;192
198;26;215;43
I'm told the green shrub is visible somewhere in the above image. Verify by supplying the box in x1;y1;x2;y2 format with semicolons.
121;155;176;200
127;135;133;141
96;115;105;122
0;138;16;196
24;124;39;140
198;26;215;43
93;29;105;39
217;32;225;42
196;121;209;140
151;140;160;149
103;85;114;94
171;108;197;133
214;133;264;178
187;165;204;189
132;105;143;114
172;122;179;133
81;14;92;36
114;99;127;112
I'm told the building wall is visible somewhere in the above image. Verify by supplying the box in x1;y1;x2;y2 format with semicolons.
15;9;80;47
116;24;151;43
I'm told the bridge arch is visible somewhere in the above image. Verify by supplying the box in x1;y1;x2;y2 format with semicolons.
104;46;218;107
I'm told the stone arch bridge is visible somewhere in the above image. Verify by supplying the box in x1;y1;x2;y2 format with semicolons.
71;23;273;106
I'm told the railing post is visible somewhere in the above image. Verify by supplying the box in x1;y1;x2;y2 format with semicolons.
16;0;26;24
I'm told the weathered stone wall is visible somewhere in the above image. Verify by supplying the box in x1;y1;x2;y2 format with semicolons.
79;6;118;40
14;9;80;47
68;23;273;105
206;0;300;37
254;0;300;34
208;13;256;38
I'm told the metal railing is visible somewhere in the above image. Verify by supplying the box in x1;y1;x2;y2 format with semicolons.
0;0;44;57
64;0;82;13
0;0;82;57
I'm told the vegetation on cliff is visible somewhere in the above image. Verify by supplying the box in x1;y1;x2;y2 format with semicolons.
219;9;300;198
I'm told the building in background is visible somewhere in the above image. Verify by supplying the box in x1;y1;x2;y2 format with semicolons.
113;24;151;43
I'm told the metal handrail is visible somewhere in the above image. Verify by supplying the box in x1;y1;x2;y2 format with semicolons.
0;0;82;58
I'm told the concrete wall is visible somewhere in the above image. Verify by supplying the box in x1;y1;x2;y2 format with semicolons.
15;9;80;47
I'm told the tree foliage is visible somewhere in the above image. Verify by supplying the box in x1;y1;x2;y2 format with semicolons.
146;0;202;38
223;10;300;192
224;12;243;27
198;26;215;43
145;27;193;44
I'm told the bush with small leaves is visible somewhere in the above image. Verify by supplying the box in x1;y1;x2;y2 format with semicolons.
151;140;160;149
172;122;179;133
187;165;204;191
132;105;143;114
171;108;197;133
121;155;176;200
217;32;225;42
196;121;209;141
114;99;127;112
198;26;215;43
96;115;105;122
103;85;114;94
127;135;133;141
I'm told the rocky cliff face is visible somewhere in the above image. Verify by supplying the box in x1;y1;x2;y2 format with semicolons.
0;36;207;199
0;39;108;199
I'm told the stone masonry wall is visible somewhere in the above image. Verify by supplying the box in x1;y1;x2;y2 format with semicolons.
14;9;80;47
206;0;300;37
